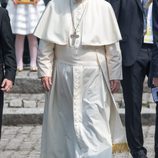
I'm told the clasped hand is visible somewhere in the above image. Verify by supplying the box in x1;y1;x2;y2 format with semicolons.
41;76;52;91
110;80;120;93
153;78;158;87
1;79;13;92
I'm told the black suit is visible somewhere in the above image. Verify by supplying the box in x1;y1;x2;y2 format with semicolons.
0;7;16;137
109;0;158;157
110;0;146;66
151;1;158;157
151;0;158;78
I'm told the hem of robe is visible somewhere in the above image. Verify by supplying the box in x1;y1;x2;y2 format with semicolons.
112;143;129;153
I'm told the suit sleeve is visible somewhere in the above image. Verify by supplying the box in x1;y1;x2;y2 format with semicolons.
1;9;16;82
151;0;158;77
109;0;121;20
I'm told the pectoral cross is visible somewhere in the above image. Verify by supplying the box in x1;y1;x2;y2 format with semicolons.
70;31;79;46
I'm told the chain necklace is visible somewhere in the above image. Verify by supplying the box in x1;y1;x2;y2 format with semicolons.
69;0;87;42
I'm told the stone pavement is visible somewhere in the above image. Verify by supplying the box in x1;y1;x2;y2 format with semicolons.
0;125;155;158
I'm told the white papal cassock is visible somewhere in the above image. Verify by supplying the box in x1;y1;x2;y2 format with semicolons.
34;0;128;158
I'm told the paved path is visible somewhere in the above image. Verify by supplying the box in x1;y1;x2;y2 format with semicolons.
0;125;155;158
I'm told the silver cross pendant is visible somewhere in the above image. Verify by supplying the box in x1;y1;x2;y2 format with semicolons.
70;31;79;46
71;31;79;39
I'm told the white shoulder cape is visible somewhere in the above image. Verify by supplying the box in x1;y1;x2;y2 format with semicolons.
34;0;122;46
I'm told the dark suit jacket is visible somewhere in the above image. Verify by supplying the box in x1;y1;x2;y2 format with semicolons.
0;7;16;137
109;0;152;66
0;7;16;83
151;0;158;78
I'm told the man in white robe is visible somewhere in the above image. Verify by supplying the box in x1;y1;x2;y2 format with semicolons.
34;0;128;157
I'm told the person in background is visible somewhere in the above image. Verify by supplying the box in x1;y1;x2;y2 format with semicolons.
0;6;16;138
6;0;45;71
109;0;158;157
